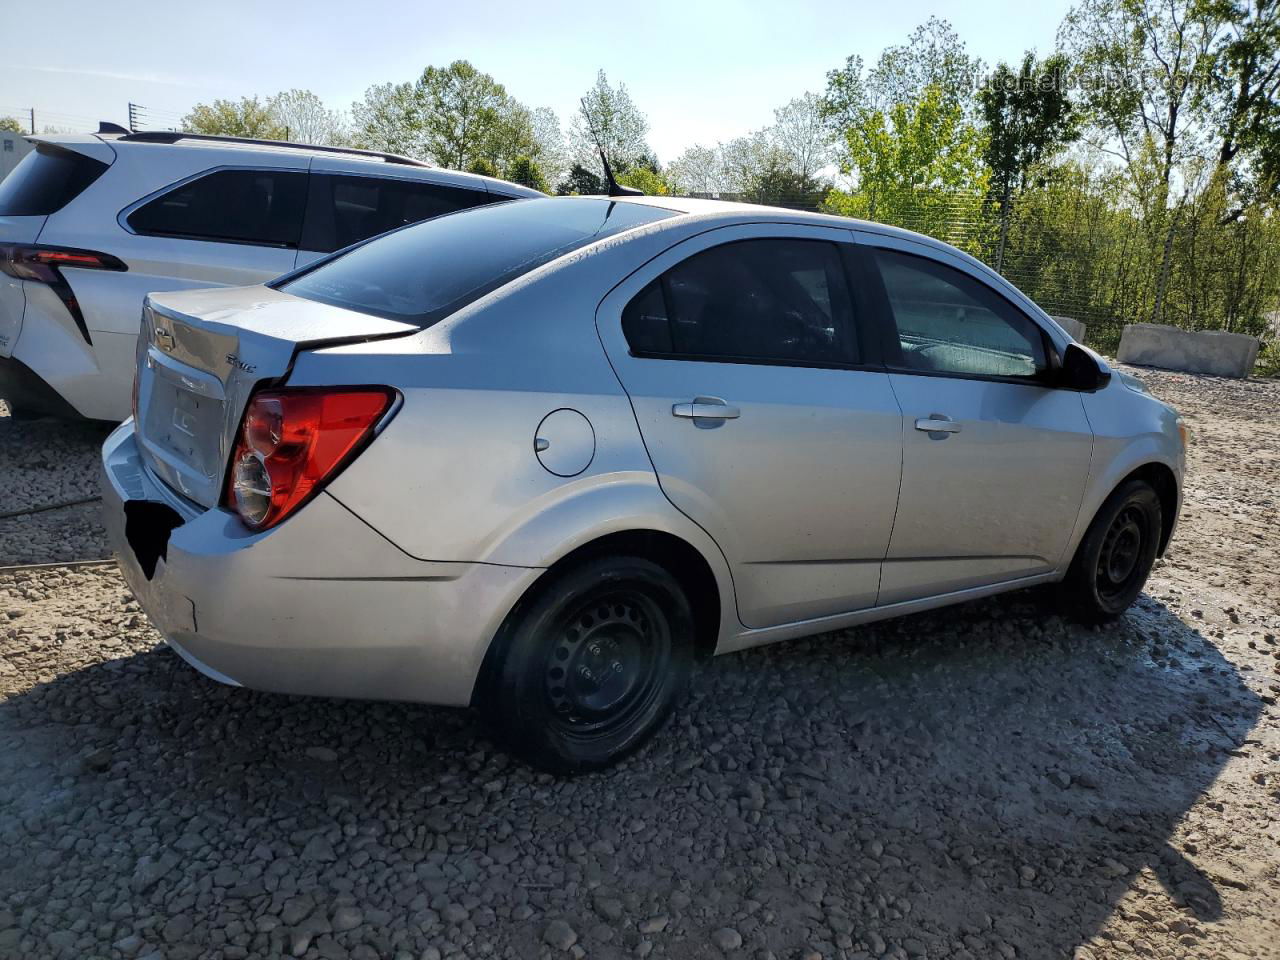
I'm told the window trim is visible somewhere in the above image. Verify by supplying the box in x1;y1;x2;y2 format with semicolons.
860;243;1062;388
621;236;869;372
117;164;311;249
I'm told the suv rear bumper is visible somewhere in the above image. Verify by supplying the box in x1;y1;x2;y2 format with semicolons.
101;421;540;706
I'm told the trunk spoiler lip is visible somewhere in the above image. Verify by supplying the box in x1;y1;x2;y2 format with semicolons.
144;285;420;346
146;295;419;354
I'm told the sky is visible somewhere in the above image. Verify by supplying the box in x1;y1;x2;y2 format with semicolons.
0;0;1076;163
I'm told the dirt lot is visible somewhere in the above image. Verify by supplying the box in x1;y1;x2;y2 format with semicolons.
0;367;1277;960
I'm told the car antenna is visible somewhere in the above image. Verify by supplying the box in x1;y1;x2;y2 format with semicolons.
580;97;643;198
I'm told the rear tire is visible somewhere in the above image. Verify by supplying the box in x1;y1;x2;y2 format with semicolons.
478;556;695;774
1056;479;1162;624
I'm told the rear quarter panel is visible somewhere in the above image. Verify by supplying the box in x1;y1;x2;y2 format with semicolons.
291;221;741;639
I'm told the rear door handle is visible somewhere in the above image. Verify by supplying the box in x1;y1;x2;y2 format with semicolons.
673;398;741;420
914;415;962;434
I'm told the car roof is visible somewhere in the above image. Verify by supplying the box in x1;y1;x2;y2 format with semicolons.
579;193;970;259
32;131;544;198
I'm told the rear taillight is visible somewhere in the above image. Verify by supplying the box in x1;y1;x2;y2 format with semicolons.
225;387;397;531
0;243;127;344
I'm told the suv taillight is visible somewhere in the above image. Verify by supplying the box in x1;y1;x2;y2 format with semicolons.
0;243;127;343
226;387;397;531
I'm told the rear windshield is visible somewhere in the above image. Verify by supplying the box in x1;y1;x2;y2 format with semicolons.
0;144;109;216
277;197;676;325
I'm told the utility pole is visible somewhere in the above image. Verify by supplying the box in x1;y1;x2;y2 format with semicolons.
29;108;34;135
128;103;141;132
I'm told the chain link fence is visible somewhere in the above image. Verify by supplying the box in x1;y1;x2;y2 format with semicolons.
675;184;1280;369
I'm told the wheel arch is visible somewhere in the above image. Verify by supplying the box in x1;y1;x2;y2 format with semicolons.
1122;461;1180;556
472;525;728;708
493;528;722;665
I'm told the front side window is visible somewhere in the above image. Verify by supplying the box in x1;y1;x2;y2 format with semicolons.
873;248;1047;379
302;175;495;253
622;238;857;366
128;169;308;247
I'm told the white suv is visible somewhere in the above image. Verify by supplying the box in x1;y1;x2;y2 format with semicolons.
0;129;541;421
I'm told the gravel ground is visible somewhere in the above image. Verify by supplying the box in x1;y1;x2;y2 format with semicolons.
0;368;1277;960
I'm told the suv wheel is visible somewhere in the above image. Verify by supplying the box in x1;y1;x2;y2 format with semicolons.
1056;479;1162;623
479;556;695;774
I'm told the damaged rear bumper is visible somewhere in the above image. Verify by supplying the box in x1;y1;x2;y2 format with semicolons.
100;421;540;706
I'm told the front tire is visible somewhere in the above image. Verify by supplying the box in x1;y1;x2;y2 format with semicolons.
1056;479;1162;623
478;556;695;774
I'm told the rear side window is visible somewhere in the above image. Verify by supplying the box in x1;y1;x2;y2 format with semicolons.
622;238;858;366
127;169;308;248
873;248;1047;379
0;144;109;216
301;174;494;253
279;197;675;326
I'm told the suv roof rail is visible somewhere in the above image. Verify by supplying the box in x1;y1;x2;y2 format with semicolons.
116;131;432;168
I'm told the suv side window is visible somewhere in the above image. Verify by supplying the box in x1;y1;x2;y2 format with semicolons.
622;238;858;366
872;248;1047;379
301;174;495;254
128;169;308;247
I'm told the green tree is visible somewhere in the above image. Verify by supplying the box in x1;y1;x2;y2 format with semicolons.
978;52;1080;269
269;89;347;145
467;157;499;178
745;164;827;210
570;70;652;181
617;165;670;195
530;107;568;187
417;60;534;170
1204;0;1280;210
666;144;722;195
505;155;548;191
183;97;287;139
0;116;23;134
768;93;833;183
826;84;989;251
1060;0;1222;323
555;163;603;195
351;82;423;158
822;17;983;134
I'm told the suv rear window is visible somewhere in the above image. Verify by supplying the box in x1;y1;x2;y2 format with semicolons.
278;197;676;325
127;169;308;248
0;143;109;216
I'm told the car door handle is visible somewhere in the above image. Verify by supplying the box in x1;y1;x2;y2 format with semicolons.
914;415;962;434
673;398;741;420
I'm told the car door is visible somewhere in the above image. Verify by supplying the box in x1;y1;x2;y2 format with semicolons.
597;224;904;629
858;238;1095;605
294;162;499;267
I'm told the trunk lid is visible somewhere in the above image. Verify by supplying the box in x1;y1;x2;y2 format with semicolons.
136;284;417;507
0;215;47;357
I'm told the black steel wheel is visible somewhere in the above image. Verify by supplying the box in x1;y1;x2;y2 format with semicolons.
1057;479;1162;623
478;556;695;774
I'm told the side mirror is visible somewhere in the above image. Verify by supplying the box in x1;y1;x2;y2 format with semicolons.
1058;343;1112;392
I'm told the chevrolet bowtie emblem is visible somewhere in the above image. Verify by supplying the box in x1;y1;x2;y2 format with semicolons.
154;327;175;351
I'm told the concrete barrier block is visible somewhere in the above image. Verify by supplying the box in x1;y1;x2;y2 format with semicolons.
1116;323;1261;378
1051;316;1088;341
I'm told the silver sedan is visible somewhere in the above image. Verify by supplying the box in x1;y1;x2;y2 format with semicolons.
102;195;1186;772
